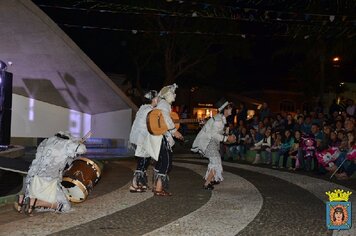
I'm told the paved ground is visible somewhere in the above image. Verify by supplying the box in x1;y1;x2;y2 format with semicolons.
0;156;355;236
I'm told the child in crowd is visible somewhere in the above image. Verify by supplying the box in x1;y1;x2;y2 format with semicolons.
252;128;272;164
288;130;302;171
273;129;294;169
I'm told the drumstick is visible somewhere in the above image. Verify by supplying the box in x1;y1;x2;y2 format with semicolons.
81;131;92;143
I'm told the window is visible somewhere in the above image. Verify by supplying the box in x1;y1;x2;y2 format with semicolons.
280;101;295;112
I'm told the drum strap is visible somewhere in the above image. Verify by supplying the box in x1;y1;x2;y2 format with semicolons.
75;144;80;152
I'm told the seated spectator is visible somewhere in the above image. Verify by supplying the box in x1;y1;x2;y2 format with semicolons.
334;131;356;180
346;99;355;117
249;127;258;147
329;131;341;147
288;130;302;171
273;129;294;169
294;115;304;133
329;99;341;117
259;102;271;121
271;131;282;152
222;123;238;160
237;103;248;124
337;131;346;144
256;121;266;143
320;125;332;150
301;135;318;171
302;115;312;135
252;128;272;164
334;120;344;133
285;113;295;132
344;117;355;133
272;113;285;133
250;116;259;130
229;126;250;160
262;117;271;130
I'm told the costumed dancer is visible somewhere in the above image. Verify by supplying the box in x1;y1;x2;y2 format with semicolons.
15;131;87;215
144;83;183;196
191;98;236;190
128;90;158;192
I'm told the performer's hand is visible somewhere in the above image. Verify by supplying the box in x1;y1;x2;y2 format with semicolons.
174;131;184;140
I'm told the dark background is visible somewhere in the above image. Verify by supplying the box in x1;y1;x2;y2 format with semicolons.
32;0;356;93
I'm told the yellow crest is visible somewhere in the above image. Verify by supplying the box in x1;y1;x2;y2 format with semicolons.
326;189;352;202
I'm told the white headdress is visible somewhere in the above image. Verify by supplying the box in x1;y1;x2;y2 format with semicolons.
144;90;158;100
158;83;178;99
158;83;178;104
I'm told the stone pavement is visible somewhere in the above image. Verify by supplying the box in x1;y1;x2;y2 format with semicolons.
0;156;355;236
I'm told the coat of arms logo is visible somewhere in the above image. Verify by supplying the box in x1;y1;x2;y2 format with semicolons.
326;189;352;230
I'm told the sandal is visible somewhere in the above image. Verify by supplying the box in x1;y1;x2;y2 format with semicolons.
24;198;37;216
14;195;25;213
203;183;214;190
137;182;149;191
154;190;172;197
129;185;145;193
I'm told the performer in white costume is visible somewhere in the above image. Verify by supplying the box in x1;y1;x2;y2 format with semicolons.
191;98;236;190
128;90;158;192
15;132;86;215
145;83;183;196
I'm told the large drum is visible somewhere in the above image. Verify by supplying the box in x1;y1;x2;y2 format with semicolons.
61;157;101;203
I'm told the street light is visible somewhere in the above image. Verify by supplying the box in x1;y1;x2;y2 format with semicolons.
332;56;340;62
332;56;341;68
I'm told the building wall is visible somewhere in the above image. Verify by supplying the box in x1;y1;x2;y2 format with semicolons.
11;94;91;138
91;109;132;144
10;94;132;146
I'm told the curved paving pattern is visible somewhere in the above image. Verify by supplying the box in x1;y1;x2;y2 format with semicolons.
0;162;132;226
145;162;263;236
50;165;211;236
176;160;331;236
220;161;356;236
0;161;142;235
179;159;356;236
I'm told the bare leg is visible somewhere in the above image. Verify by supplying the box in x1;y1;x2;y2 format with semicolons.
34;199;58;209
155;178;163;192
204;169;215;186
24;198;58;216
14;194;24;213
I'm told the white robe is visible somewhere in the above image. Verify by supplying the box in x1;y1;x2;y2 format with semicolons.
191;113;227;182
129;104;154;158
191;113;227;156
24;135;86;212
144;99;176;161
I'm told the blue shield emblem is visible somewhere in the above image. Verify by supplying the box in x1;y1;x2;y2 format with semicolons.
326;189;352;230
326;201;352;230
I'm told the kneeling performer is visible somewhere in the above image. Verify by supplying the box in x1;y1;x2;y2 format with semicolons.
15;131;86;215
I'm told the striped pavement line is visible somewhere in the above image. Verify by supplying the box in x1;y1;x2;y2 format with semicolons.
180;159;356;236
145;162;263;236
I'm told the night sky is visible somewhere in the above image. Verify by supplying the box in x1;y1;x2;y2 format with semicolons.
32;0;356;92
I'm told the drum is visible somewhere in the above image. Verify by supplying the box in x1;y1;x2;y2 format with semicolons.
61;157;101;203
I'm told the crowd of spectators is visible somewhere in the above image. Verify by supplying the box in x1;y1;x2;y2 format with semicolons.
222;100;356;180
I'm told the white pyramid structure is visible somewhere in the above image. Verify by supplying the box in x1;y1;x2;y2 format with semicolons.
0;0;137;145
